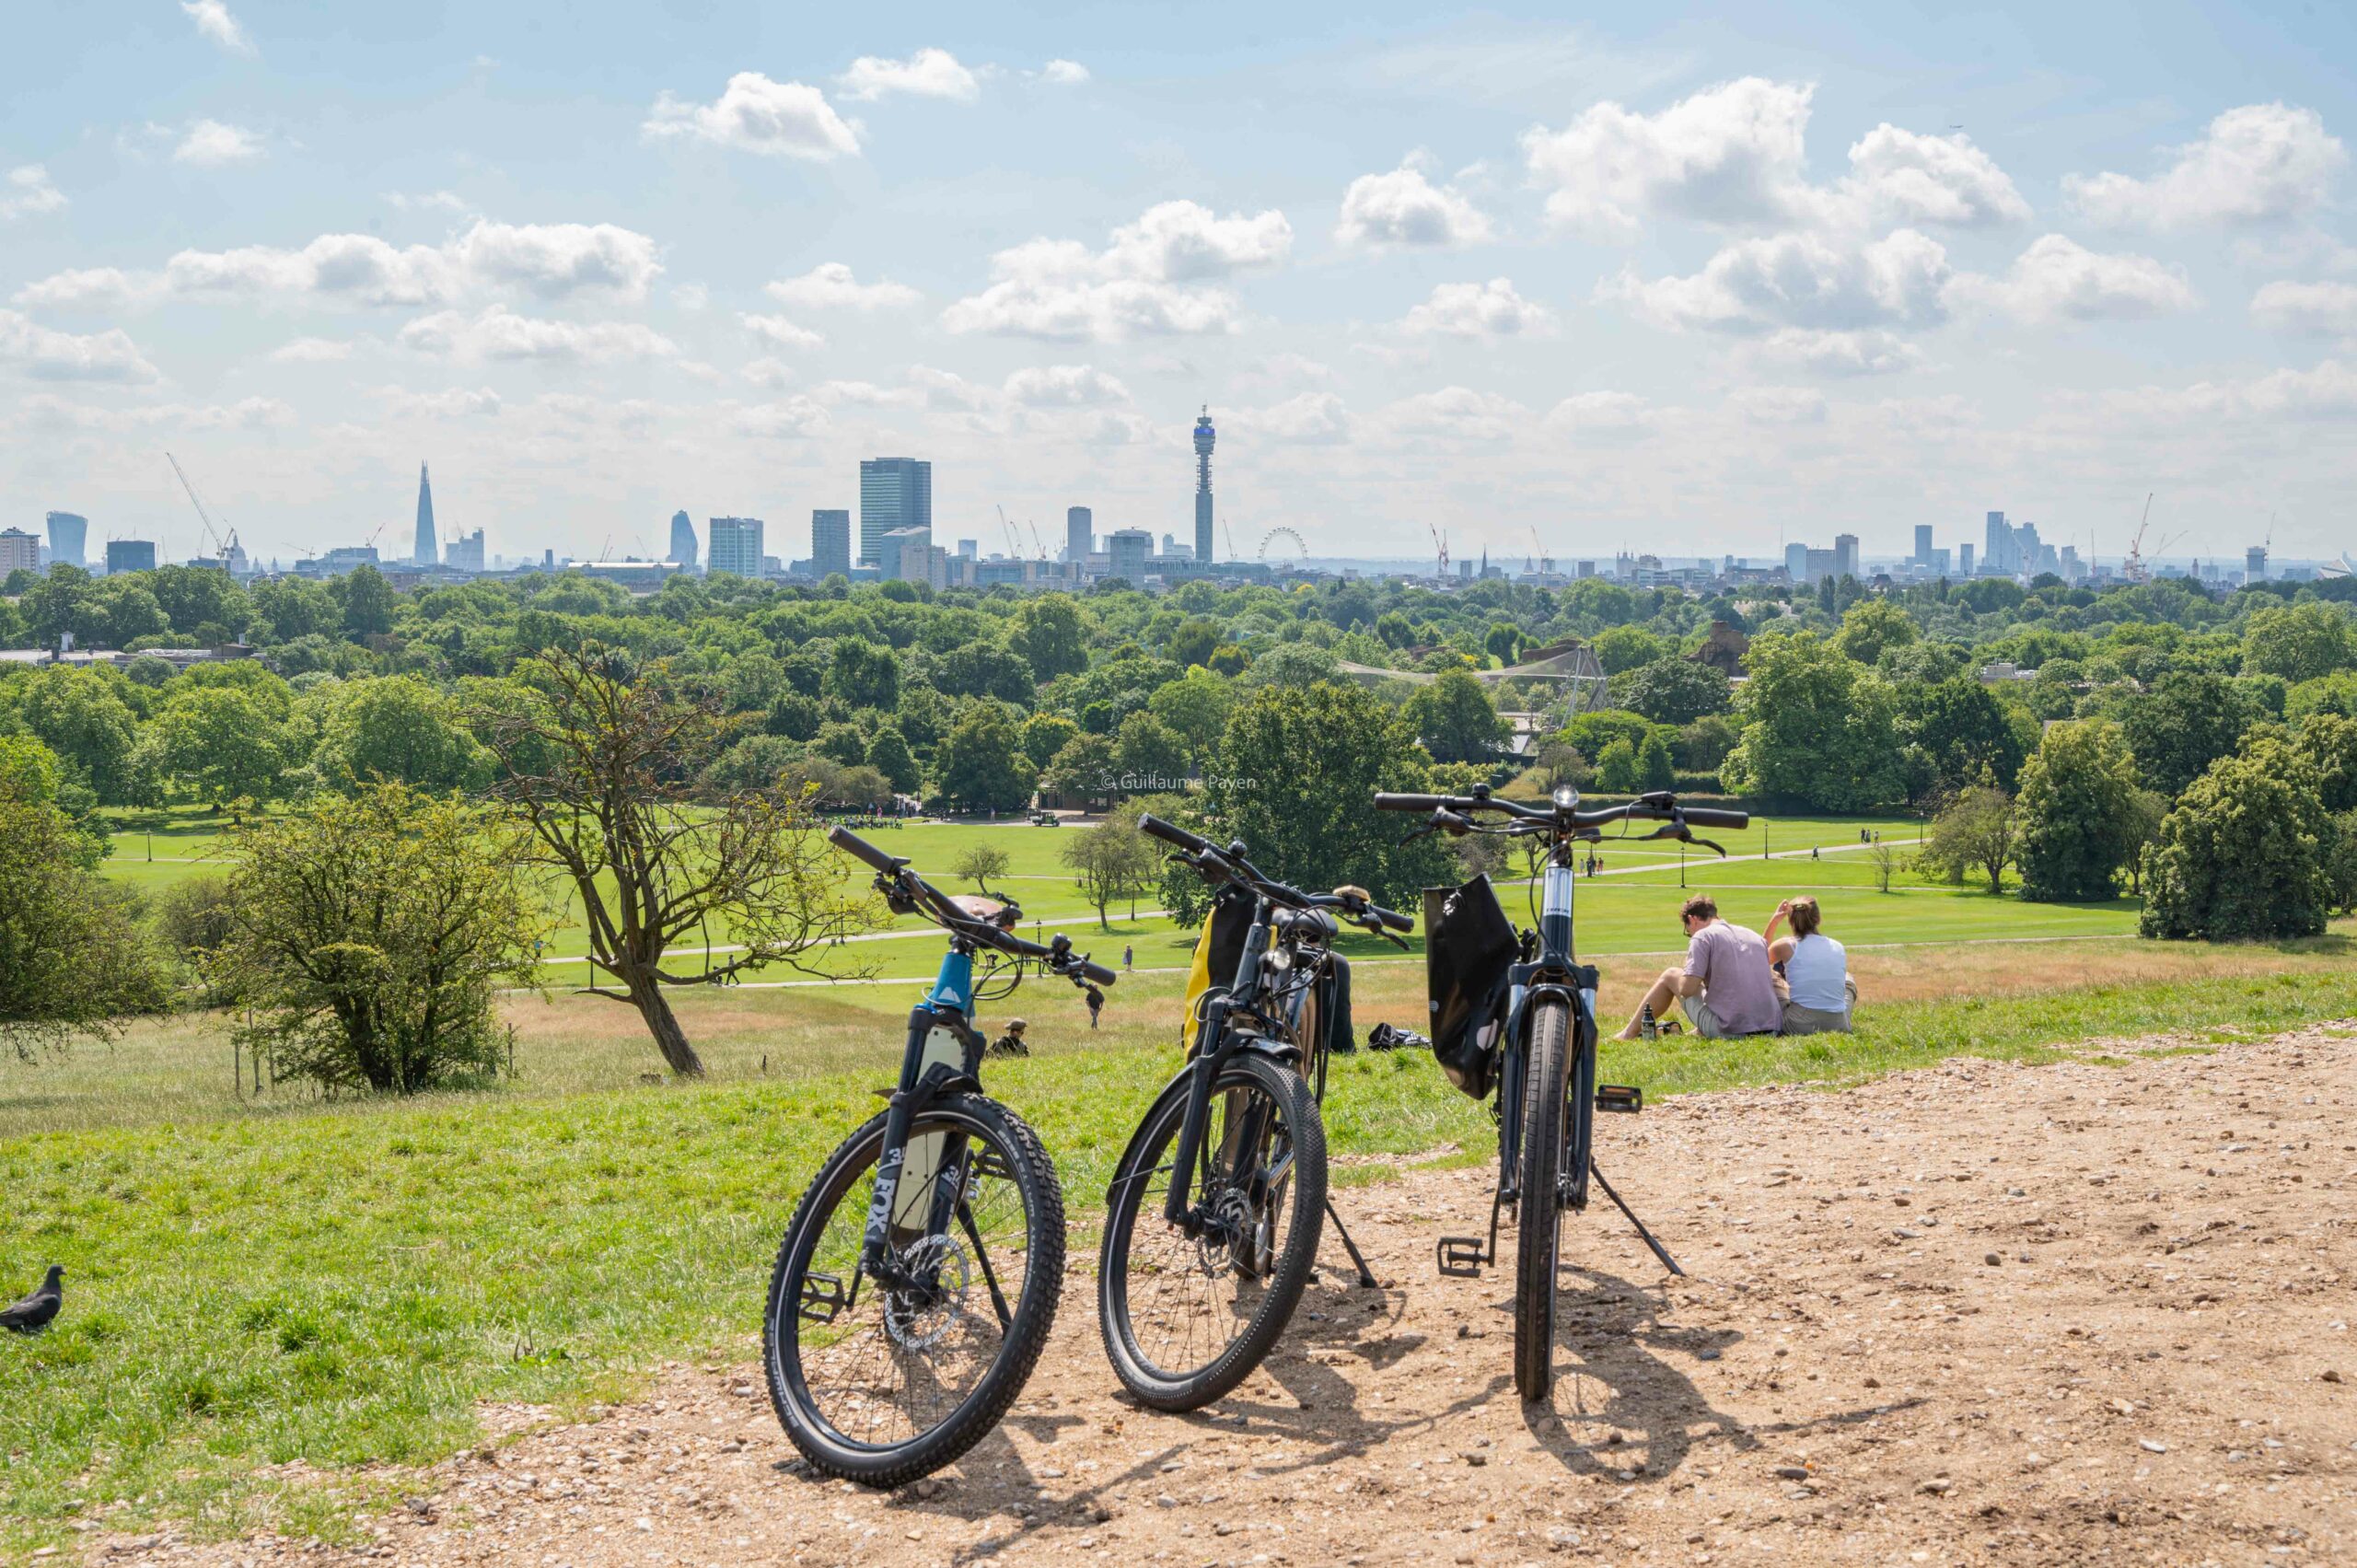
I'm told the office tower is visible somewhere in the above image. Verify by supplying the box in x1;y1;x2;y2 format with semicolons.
1576;561;1596;578
1932;548;1952;575
1109;528;1153;582
1959;542;1975;576
1783;541;1809;582
859;458;932;566
1984;511;2011;575
957;539;978;560
708;517;765;577
106;539;158;574
2060;544;2080;581
1913;524;1933;568
810;509;851;577
2013;521;2042;577
2247;545;2268;585
1833;534;1859;581
45;511;87;571
0;528;39;575
1804;547;1835;585
413;462;437;565
1192;407;1215;567
1066;505;1092;563
668;510;698;572
447;529;486;573
542;549;556;572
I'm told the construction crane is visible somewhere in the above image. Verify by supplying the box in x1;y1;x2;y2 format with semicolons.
2123;494;2157;584
1527;526;1550;577
1428;522;1450;580
165;451;232;562
1224;515;1238;563
994;504;1024;559
1027;519;1050;562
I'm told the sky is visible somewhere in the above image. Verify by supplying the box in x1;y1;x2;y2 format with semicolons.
3;1;2354;572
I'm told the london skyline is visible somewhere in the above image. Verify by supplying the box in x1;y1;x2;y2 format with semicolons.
3;2;2352;567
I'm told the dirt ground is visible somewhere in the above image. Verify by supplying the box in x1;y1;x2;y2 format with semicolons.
101;1027;2355;1567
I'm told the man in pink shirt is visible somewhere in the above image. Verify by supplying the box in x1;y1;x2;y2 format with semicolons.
1612;894;1782;1040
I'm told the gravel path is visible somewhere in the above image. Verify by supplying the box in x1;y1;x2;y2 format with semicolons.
99;1026;2355;1566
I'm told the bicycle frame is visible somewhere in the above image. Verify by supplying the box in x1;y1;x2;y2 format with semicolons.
1487;846;1601;1215
856;936;993;1296
1160;894;1293;1236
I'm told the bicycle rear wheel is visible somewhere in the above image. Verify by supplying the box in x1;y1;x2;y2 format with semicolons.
763;1094;1063;1486
1514;999;1572;1400
1097;1051;1326;1411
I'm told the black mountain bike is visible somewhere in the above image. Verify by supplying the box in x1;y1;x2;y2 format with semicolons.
762;826;1115;1486
1096;814;1411;1411
1373;784;1745;1400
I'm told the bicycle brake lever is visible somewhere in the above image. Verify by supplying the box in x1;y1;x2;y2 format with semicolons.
1690;835;1728;859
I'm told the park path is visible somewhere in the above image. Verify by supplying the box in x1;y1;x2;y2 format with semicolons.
105;1022;2356;1566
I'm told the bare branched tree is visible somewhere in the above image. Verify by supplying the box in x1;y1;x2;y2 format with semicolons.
478;645;880;1076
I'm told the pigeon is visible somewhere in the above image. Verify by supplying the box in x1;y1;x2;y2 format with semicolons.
1;1266;63;1333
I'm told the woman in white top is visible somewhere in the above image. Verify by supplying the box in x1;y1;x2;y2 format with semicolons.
1763;896;1855;1034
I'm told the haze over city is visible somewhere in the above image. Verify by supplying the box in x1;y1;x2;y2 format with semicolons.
4;1;2353;568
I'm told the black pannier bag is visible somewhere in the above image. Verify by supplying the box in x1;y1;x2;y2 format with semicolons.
1422;875;1518;1099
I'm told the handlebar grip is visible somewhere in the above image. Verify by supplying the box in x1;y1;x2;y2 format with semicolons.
1137;813;1212;854
827;824;900;874
1372;904;1413;934
1373;793;1446;812
1680;807;1751;830
1076;959;1117;986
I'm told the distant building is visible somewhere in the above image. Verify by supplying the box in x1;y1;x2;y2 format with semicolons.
708;517;765;577
1984;511;2011;575
668;510;698;573
446;528;486;573
860;458;932;567
1576;561;1595;577
1804;547;1835;585
46;511;87;572
1958;542;1975;576
1066;505;1093;564
0;528;40;575
1783;541;1808;582
1833;534;1859;581
2247;545;2269;585
1109;528;1153;582
413;462;437;565
1913;524;1933;568
105;540;157;575
1192;407;1216;567
885;527;945;590
810;509;852;578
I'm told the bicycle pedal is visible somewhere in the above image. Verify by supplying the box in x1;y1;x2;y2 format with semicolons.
1596;1084;1643;1114
1436;1236;1486;1277
798;1271;849;1324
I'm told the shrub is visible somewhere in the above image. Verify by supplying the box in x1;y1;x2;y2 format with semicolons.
2141;738;2336;941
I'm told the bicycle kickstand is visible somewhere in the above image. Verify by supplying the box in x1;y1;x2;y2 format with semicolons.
1325;1199;1380;1288
1590;1161;1685;1277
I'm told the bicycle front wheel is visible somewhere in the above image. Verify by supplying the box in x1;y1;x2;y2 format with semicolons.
1097;1051;1327;1411
763;1094;1063;1487
1515;999;1573;1401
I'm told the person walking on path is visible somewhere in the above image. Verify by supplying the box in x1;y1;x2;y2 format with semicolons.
1122;945;1132;971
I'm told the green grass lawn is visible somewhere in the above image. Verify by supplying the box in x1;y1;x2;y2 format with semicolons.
6;920;2357;1554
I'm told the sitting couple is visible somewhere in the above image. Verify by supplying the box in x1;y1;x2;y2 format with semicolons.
1613;894;1855;1041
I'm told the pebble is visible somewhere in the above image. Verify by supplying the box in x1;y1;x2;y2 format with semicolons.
1984;1252;2002;1266
2140;1439;2169;1454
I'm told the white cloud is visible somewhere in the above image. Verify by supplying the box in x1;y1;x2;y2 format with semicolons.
2066;103;2347;229
740;313;825;350
1953;234;2197;322
372;385;503;420
17;393;292;432
1335;163;1492;247
764;261;920;311
2108;359;2357;423
1731;386;1828;424
943;200;1291;341
1751;328;1925;376
181;0;253;54
1400;277;1555;337
909;366;991;411
1379;386;1529;442
1545;389;1655;436
0;309;162;382
15;220;662;312
173;119;263;166
730;398;830;438
399;307;680;365
1003;364;1131;407
384;189;468;214
643;73;861;160
1524;76;1813;238
269;336;354;362
839;49;980;103
1040;60;1090;86
1247;391;1354;445
1;165;65;220
739;357;796;389
2252;279;2357;339
1834;125;2030;228
1606;228;1951;334
670;282;709;311
813;379;916;408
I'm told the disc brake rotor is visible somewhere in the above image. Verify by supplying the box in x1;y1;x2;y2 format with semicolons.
881;1234;971;1351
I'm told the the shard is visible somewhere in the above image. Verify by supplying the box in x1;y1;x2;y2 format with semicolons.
413;462;437;564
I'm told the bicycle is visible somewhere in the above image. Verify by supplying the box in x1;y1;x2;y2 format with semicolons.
1371;784;1746;1400
1096;814;1411;1412
761;825;1116;1486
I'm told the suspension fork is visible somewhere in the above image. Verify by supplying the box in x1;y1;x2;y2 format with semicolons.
1161;899;1275;1232
859;996;976;1287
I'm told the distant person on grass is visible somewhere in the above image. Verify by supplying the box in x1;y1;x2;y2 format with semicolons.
1764;896;1855;1035
1614;894;1781;1041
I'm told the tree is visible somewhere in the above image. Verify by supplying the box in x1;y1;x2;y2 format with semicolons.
2120;786;2168;895
2013;720;2140;900
143;684;290;802
1592;625;1667;676
1207;681;1456;907
934;699;1038;815
1867;840;1899;892
2241;601;2351;685
1061;818;1158;930
1167;616;1221;669
1483;622;1521;666
2295;712;2357;812
954;842;1011;894
146;564;251;642
7;665;143;804
1896;677;2029;800
2141;738;2336;940
480;647;879;1076
1402;668;1508;762
1113;710;1190;793
310;675;494;795
1720;632;1905;811
1020;711;1080;771
1829;598;1919;666
1013;593;1089;679
1594;737;1641;794
0;738;165;1059
1146;668;1236;764
1614;656;1731;726
865;724;921;794
216;784;547;1094
933;642;1035;703
249;575;342;644
1919;784;2016;892
825;637;900;710
1042;732;1120;805
2120;670;2258;796
338;563;398;639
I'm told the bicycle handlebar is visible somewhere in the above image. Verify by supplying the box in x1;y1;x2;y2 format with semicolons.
830;824;1117;985
1374;788;1750;833
1137;813;1213;856
827;822;905;873
1141;813;1413;938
